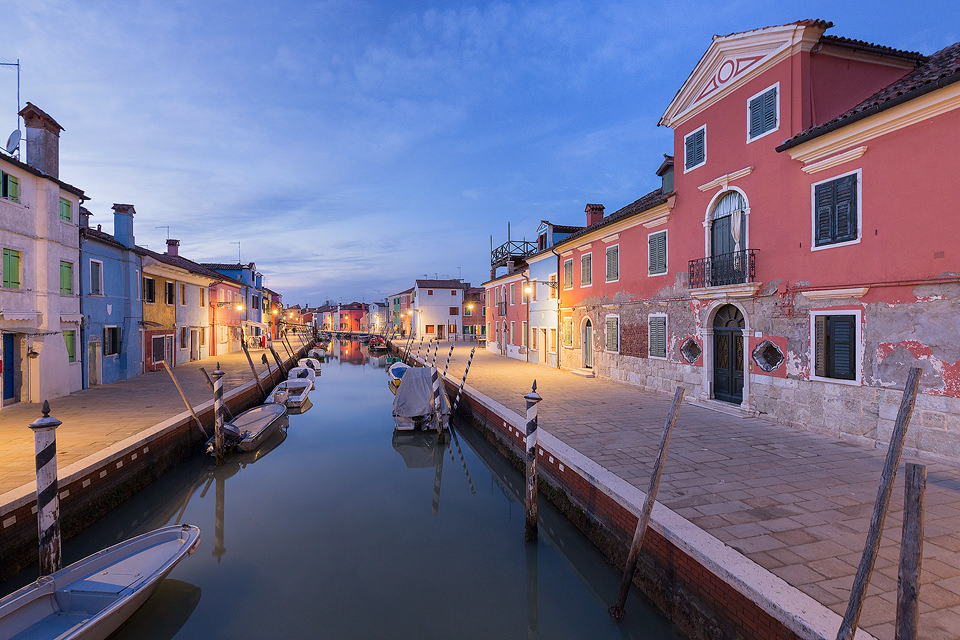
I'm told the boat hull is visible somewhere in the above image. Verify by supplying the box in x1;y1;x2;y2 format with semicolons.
230;404;289;452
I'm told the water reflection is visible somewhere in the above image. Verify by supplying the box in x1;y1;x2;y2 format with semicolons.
111;579;202;640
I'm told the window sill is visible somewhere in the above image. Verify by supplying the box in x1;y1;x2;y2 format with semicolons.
810;374;861;386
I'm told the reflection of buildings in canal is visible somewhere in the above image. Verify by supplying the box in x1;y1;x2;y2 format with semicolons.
332;339;366;365
453;420;648;640
392;428;477;516
111;579;201;640
199;428;288;563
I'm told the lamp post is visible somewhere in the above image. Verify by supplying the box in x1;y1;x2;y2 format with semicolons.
524;280;532;363
467;303;475;343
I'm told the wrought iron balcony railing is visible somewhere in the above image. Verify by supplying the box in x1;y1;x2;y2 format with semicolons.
491;240;536;268
688;250;757;289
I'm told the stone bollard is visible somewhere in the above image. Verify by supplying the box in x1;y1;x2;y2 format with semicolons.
524;381;542;541
29;400;62;575
212;364;226;465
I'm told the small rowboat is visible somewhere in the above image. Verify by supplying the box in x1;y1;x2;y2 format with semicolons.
298;357;321;372
228;403;288;452
0;524;201;640
387;361;410;395
287;366;316;389
267;379;312;408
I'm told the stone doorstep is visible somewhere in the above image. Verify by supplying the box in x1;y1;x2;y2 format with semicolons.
450;372;878;640
689;397;760;419
571;367;595;378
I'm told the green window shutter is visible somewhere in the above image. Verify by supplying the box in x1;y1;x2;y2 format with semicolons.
63;330;75;363
749;88;777;138
606;246;618;281
814;182;834;246
829;315;856;380
685;129;704;169
563;260;573;289
814;316;828;377
649;232;666;274
834;174;857;242
563;318;573;346
606;317;618;352
60;261;72;294
649;316;666;358
581;254;591;286
90;261;102;295
749;94;765;138
59;198;71;222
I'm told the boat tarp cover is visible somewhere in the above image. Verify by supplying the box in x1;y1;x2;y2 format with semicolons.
392;367;448;418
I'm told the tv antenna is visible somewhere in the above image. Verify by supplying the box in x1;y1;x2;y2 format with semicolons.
0;59;21;159
232;241;241;263
155;225;170;239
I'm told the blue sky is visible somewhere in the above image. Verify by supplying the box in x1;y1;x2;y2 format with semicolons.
3;1;958;306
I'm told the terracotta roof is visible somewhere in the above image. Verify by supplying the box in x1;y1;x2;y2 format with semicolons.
200;262;255;271
415;279;466;289
138;247;244;285
80;226;125;249
550;224;584;234
0;149;86;198
549;188;669;250
778;40;959;151
820;35;926;62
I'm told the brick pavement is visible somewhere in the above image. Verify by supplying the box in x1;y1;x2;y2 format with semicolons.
427;341;960;640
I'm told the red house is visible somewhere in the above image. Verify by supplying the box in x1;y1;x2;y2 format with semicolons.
546;20;960;459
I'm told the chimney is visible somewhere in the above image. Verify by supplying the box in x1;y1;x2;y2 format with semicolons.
112;204;136;248
18;103;63;179
79;206;91;229
166;238;180;256
656;155;675;194
585;203;604;226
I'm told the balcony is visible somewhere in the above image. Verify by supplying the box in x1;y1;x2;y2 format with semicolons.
491;239;536;270
688;250;760;299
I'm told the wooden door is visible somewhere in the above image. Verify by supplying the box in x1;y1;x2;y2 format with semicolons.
712;305;744;403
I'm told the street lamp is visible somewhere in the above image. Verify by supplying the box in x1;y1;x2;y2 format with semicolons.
467;303;476;343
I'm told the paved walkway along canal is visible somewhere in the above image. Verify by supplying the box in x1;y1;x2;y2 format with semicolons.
2;338;959;639
407;341;960;640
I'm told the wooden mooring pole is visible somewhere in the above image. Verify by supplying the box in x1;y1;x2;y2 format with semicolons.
161;360;209;438
524;381;542;542
29;401;62;575
442;345;454;378
241;341;267;399
212;364;226;465
896;463;926;640
836;366;921;640
269;346;287;377
611;385;684;619
451;347;476;420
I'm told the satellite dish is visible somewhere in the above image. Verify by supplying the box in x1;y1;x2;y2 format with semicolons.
4;129;20;154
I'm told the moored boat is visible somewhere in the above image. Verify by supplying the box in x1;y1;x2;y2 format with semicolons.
368;336;387;351
387;361;410;395
392;366;449;431
0;524;201;640
228;403;289;452
298;357;322;372
267;379;311;408
287;366;316;389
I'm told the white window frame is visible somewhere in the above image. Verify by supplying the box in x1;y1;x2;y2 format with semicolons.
810;169;862;252
648;230;668;276
104;325;121;357
809;308;862;386
746;82;780;143
510;283;515;305
683;125;706;173
605;244;619;283
648;313;668;360
580;252;592;288
605;314;620;353
89;259;104;296
548;273;557;299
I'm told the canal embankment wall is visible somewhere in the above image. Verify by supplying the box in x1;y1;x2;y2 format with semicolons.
0;344;311;579
397;345;874;640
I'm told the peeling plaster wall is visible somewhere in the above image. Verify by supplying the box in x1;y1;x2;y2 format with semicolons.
559;283;960;460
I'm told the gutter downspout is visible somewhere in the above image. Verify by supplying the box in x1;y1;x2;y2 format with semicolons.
550;247;562;369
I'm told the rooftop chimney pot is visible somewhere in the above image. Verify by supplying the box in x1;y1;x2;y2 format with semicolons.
166;238;180;257
585;203;604;226
18;102;63;179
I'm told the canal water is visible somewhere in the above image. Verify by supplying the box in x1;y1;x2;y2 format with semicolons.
3;340;685;639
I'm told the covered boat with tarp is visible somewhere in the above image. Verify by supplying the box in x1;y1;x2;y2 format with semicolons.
391;366;449;431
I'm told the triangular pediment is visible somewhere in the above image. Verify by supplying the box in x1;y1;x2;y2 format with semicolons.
661;22;829;128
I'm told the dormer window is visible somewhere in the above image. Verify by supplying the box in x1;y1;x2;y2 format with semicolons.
747;84;778;141
684;126;706;172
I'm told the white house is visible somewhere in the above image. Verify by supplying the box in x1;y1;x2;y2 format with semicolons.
412;279;465;340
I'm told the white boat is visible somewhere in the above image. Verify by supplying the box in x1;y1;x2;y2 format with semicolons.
287;366;316;389
227;403;288;452
392;366;449;431
298;357;322;372
387;361;410;395
0;524;201;640
308;348;326;359
268;379;312;408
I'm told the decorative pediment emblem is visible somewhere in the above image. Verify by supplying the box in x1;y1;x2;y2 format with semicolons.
693;55;765;105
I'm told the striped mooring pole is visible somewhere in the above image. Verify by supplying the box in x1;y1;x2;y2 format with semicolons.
29;400;62;575
450;347;475;419
213;364;226;466
430;366;443;435
442;345;454;378
524;380;542;541
415;337;424;361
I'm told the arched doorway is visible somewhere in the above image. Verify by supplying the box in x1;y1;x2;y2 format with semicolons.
713;304;744;403
582;319;593;369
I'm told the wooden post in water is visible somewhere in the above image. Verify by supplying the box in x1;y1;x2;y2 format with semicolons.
431;342;438;367
896;463;926;640
199;367;233;420
430;366;443;436
442;345;454;378
269;346;287;376
524;381;542;542
29;401;62;575
415;337;424;362
240;340;267;399
212;364;226;466
836;366;921;640
451;347;476;421
260;353;275;384
611;386;684;619
161;360;208;438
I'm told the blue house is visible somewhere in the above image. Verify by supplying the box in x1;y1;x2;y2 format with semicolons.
201;262;269;346
78;204;143;386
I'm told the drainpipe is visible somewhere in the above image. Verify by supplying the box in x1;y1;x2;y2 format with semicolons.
524;271;530;364
550;248;562;369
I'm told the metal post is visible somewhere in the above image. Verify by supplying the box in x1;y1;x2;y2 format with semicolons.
451;347;475;420
29;401;62;575
895;463;926;640
212;364;226;465
610;386;684;618
524;381;541;541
